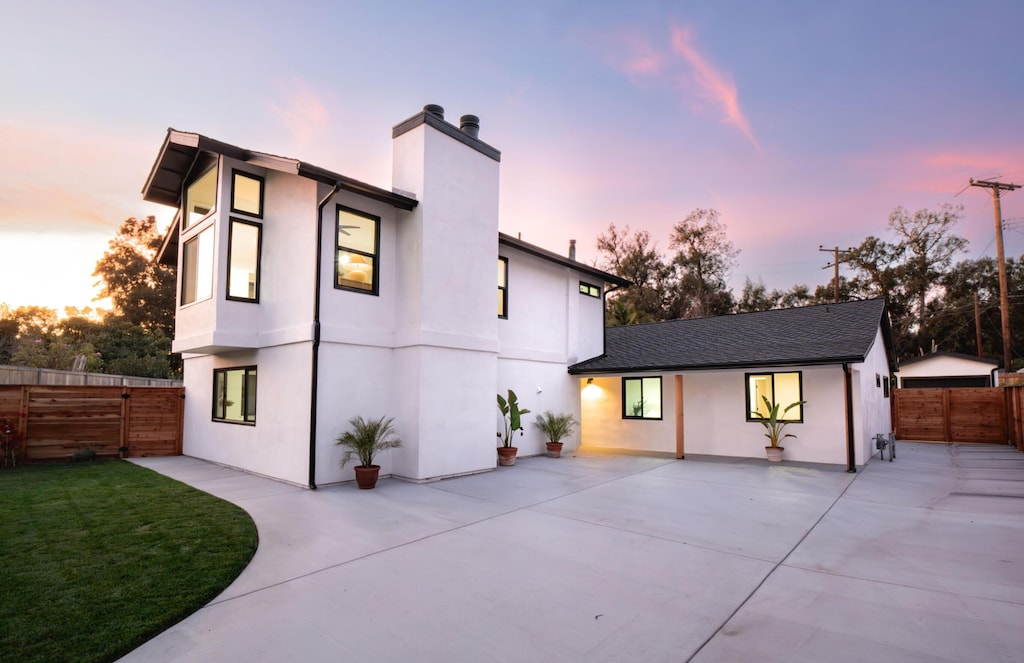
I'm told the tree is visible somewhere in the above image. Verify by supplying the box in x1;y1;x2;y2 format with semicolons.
93;216;175;337
736;277;781;313
888;204;968;331
596;224;674;324
668;209;739;318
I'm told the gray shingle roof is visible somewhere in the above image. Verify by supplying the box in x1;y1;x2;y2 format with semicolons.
570;298;894;374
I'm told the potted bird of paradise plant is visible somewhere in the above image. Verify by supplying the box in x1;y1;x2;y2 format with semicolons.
750;396;805;462
496;390;530;466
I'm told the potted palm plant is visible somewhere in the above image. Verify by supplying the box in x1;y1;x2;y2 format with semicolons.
496;390;530;466
751;396;805;462
533;411;577;458
335;415;402;489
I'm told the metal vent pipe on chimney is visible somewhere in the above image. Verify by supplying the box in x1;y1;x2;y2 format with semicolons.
424;104;444;119
459;114;480;138
569;239;576;260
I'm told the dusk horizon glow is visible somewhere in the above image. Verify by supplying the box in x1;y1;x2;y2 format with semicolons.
2;1;1022;313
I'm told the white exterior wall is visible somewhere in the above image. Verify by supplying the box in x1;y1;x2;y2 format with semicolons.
181;345;311;486
896;354;996;386
852;328;894;464
580;375;677;454
581;365;876;466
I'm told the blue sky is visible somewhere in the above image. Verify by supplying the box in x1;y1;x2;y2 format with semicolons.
2;0;1022;311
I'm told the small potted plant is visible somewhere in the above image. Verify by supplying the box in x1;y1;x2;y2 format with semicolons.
335;415;402;489
496;390;530;466
533;411;577;458
751;396;805;462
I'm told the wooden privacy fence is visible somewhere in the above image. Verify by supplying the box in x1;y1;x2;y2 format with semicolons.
0;385;183;461
893;386;1024;449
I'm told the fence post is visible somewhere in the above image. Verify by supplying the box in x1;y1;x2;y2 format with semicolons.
18;385;29;459
120;387;130;458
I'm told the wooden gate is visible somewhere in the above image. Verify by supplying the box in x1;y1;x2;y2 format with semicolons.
893;387;1007;443
0;385;183;461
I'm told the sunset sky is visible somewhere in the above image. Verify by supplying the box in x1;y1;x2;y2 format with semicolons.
2;1;1023;313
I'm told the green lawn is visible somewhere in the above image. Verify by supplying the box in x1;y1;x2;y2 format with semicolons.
0;460;258;663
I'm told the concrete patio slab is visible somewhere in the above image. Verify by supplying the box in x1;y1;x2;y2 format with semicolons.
122;442;1024;662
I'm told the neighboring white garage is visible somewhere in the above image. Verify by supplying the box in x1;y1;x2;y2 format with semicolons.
896;351;999;388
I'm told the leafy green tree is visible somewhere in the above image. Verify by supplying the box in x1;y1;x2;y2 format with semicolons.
596;224;674;324
736;277;781;313
668;208;739;318
93;216;175;337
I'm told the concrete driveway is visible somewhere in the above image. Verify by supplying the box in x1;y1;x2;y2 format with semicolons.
122;442;1024;662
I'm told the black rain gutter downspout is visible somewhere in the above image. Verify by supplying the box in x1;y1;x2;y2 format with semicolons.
309;181;343;489
842;362;856;473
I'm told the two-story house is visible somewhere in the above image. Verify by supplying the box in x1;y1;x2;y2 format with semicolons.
143;105;629;487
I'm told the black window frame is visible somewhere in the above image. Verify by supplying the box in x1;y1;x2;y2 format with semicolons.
335;204;381;296
622;376;663;420
183;161;218;230
230;169;265;218
212;366;257;425
498;256;509;319
745;371;804;423
226;218;262;303
579;281;601;298
180;226;213;306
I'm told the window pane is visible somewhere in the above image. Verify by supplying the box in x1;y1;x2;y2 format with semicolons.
213;370;226;419
181;227;213;305
497;289;506;317
232;172;262;217
228;220;260;300
337;209;376;254
337;251;375;291
642;377;661;418
245;369;257;422
749;375;773;418
185;165;218;229
775;372;802;420
498;259;507;287
624;379;643;417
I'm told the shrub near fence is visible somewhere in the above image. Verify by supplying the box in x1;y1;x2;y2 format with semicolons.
0;385;183;461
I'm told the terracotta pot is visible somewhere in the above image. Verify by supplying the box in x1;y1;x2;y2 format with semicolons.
354;465;381;489
765;446;784;463
497;447;518;466
545;442;564;458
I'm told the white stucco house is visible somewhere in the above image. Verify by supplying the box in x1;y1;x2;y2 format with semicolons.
896;352;999;388
143;104;629;487
569;299;898;471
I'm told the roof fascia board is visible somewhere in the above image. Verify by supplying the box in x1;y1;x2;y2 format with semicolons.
499;233;630;287
568;356;869;375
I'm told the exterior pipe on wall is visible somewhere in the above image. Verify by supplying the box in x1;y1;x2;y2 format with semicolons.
843;362;856;473
308;181;343;490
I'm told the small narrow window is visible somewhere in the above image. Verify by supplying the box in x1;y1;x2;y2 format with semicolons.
622;377;662;420
746;372;803;422
184;164;218;230
498;257;508;318
181;226;214;305
213;366;257;424
231;170;264;218
336;206;379;294
227;219;261;302
579;282;600;298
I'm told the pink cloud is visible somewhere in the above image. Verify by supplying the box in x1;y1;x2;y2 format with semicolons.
669;26;759;152
597;31;666;78
268;77;331;147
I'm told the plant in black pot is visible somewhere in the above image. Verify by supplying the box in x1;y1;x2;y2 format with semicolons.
335;415;402;489
533;411;577;458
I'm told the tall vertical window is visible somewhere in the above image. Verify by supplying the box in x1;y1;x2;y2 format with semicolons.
747;372;803;421
184;164;218;229
498;257;508;318
231;170;264;217
336;206;379;294
213;366;257;424
622;377;662;419
181;227;214;305
227;219;261;302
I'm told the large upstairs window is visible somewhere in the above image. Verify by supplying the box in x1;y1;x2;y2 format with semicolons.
231;170;264;218
227;219;261;302
185;164;218;230
336;206;379;294
181;226;214;305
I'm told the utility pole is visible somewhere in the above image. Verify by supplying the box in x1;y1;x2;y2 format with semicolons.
974;291;983;358
969;179;1020;372
819;246;855;303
